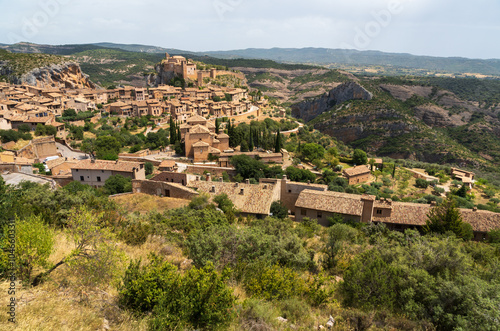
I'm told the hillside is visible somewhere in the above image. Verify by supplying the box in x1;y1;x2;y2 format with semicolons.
0;49;94;89
203;47;500;77
70;48;164;87
291;76;500;170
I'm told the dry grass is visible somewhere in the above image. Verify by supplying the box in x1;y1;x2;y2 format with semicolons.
0;229;182;330
111;193;189;214
10;139;30;151
83;132;96;139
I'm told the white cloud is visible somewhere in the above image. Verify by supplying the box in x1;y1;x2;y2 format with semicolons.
0;0;498;58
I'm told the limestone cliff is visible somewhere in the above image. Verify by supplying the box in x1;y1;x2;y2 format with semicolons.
147;63;177;87
9;62;95;89
291;82;373;122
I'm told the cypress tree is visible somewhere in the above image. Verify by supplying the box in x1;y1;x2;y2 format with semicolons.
249;129;254;151
275;129;282;153
169;117;175;144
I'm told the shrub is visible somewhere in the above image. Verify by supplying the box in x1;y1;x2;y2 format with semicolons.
103;174;132;195
1;215;54;284
295;217;321;238
270;201;288;219
120;221;151;246
120;255;235;330
149;263;235;330
244;264;307;300
144;162;154;176
415;178;429;189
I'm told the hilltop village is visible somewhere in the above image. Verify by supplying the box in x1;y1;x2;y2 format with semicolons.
1;54;500;242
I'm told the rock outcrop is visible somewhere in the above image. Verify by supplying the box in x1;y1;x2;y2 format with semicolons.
414;104;469;127
291;82;373;122
3;62;95;89
147;63;177;87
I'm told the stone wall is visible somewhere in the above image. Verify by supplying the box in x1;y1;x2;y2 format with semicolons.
132;180;198;200
186;165;237;177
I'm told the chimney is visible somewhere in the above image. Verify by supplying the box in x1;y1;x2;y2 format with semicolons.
220;177;224;182
245;179;250;184
431;201;437;206
240;188;244;195
361;194;375;223
115;160;119;164
473;207;477;212
282;174;287;181
307;180;311;185
211;185;215;193
196;176;200;181
263;184;267;189
206;173;211;181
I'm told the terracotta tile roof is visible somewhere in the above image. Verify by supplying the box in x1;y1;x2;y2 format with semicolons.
209;147;221;154
189;181;279;215
295;190;367;216
461;210;500;233
217;133;229;139
372;202;500;232
189;125;210;134
109;101;129;107
186;115;207;123
192;141;210;147
71;159;143;173
343;165;371;177
159;160;176;168
372;202;430;226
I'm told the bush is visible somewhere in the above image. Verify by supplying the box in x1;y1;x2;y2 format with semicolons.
295;217;321;238
120;255;235;330
244;264;307;300
270;201;288;219
144;162;154;176
103;174;132;195
415;178;429;189
120;221;151;246
149;263;235;330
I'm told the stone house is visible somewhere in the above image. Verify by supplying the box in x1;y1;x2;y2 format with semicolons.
343;165;371;185
71;159;145;188
158;160;177;172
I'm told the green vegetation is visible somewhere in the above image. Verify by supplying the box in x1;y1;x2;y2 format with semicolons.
71;48;164;86
0;175;499;330
0;49;65;80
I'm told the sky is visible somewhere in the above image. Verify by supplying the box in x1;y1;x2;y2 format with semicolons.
1;0;499;59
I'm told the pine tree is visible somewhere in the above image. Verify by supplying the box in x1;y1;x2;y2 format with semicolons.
423;198;473;240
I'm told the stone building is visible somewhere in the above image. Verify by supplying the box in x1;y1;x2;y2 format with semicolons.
343;165;371;185
182;115;229;162
71;159;145;187
162;53;197;80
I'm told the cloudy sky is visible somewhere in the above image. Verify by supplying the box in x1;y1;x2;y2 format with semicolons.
1;0;499;59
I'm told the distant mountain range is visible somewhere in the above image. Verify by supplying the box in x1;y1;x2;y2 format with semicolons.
2;42;500;76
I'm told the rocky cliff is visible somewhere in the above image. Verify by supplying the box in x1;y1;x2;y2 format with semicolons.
147;63;177;87
9;62;95;89
291;82;373;122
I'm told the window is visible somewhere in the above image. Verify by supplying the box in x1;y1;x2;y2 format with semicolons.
376;209;382;215
301;209;306;216
288;190;292;193
317;212;322;218
97;176;101;182
80;176;84;181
